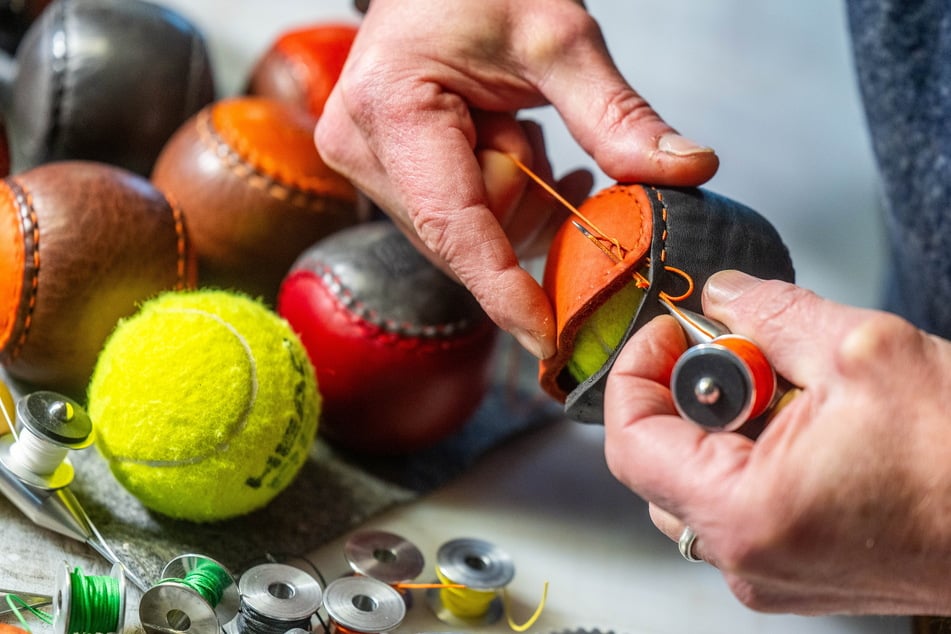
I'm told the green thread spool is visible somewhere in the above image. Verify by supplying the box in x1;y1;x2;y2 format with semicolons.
53;562;126;634
139;554;239;634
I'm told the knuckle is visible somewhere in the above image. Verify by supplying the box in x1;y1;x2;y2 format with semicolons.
836;311;921;375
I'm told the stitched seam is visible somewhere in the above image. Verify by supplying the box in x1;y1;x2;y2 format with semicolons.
4;179;39;363
163;191;190;289
650;187;669;264
47;0;69;156
311;263;470;339
195;109;343;212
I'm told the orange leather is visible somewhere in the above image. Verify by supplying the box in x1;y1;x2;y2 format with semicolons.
247;23;358;118
210;97;356;202
0;161;198;396
539;184;653;402
0;183;27;354
152;96;363;304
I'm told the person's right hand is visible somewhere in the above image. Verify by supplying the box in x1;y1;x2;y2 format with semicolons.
316;0;719;359
604;270;951;615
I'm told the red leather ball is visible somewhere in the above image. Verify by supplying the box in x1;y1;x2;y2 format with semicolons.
151;96;366;305
0;161;197;396
278;222;498;454
246;22;358;118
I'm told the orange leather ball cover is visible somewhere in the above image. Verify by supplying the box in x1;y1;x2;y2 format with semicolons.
246;23;358;118
151;96;364;304
538;184;653;402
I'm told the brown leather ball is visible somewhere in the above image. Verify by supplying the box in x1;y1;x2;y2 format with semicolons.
0;161;197;396
151;96;365;305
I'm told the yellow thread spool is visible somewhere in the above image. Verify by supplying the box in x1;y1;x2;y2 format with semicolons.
426;538;514;626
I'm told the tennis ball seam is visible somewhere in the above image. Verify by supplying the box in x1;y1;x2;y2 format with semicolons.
104;307;259;468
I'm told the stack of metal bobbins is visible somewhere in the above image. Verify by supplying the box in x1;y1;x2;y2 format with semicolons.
139;554;240;634
231;562;323;634
343;530;424;607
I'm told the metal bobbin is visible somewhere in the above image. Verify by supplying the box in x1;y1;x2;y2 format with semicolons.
426;537;515;626
323;576;405;634
0;391;93;490
139;554;239;634
235;563;322;634
53;562;126;634
343;530;424;585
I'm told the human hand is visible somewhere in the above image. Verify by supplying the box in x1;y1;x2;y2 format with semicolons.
316;0;718;359
603;270;951;615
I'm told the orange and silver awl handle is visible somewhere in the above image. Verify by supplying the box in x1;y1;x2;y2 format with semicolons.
661;301;794;431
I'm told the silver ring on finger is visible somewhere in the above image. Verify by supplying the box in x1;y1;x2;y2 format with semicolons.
678;526;703;562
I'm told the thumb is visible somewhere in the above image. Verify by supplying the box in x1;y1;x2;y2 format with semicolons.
701;270;870;388
537;21;719;186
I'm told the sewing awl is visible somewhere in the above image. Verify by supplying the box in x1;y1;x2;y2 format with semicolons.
570;220;791;431
0;391;149;592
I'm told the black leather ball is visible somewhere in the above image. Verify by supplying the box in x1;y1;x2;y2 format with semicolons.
1;0;215;175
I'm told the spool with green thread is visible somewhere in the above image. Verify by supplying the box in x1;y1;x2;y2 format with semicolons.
139;554;239;634
53;562;126;634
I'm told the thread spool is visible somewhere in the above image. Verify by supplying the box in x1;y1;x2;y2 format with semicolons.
670;334;778;431
52;562;126;634
139;554;239;634
234;563;322;634
323;576;405;634
426;538;514;626
344;530;425;585
0;391;92;490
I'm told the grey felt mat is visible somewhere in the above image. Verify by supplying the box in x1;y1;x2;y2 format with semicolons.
0;334;560;598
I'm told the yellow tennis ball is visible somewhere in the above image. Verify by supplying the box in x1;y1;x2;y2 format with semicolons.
87;289;320;522
566;282;646;383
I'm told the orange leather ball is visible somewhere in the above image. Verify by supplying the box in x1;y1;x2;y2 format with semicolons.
246;22;358;118
0;161;197;396
151;97;365;304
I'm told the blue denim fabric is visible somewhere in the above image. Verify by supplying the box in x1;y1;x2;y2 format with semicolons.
847;0;951;338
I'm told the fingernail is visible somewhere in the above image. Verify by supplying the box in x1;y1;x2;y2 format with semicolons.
511;327;556;360
658;133;715;157
704;270;760;304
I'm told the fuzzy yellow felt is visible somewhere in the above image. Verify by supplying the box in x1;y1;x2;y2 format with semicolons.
87;290;320;522
566;282;645;383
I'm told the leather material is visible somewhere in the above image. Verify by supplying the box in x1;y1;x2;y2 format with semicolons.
539;184;653;400
278;221;498;454
246;23;357;118
5;0;214;175
151;96;364;305
0;161;197;396
539;184;796;424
